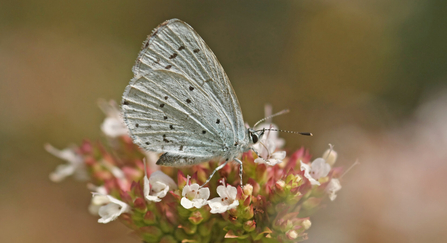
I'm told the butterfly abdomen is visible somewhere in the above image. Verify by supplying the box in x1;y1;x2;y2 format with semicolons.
156;153;216;166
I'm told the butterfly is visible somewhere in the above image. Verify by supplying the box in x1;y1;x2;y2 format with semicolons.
121;19;310;185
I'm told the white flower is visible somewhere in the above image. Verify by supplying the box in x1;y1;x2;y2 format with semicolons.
98;99;128;138
91;194;130;224
326;178;342;201
300;146;336;185
87;185;108;215
309;158;331;179
181;177;210;209
254;138;286;166
300;161;321;186
144;170;177;202
208;181;239;214
45;144;88;182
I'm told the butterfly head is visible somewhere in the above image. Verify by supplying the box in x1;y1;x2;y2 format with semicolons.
248;128;265;145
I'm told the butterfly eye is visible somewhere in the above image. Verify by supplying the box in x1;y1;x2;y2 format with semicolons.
251;134;259;144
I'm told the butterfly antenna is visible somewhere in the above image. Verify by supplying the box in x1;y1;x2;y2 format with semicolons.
259;128;313;136
254;109;290;127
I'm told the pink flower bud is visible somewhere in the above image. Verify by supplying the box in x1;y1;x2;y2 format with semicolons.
133;197;146;212
243;220;256;232
143;211;156;225
188;211;204;225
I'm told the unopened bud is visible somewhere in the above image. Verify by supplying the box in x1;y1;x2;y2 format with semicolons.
302;219;312;230
323;148;338;166
243;184;253;195
188;211;204;225
286;230;298;239
243;220;256;232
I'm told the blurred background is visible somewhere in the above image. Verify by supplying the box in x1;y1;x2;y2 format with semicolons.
1;0;447;242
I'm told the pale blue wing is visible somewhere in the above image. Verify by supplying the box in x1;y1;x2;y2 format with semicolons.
131;19;246;145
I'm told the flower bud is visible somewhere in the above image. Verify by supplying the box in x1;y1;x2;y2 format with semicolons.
322;148;337;166
143;211;156;225
302;219;312;230
188;210;204;225
179;223;197;235
247;178;260;195
158;235;177;243
177;170;187;189
243;220;256;232
159;219;174;233
243;184;253;196
133;197;146;212
286;230;298;240
242;205;254;219
141;226;163;242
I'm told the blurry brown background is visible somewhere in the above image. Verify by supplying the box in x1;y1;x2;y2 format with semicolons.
1;1;447;242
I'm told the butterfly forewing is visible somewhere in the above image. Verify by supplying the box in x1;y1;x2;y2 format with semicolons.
123;19;246;165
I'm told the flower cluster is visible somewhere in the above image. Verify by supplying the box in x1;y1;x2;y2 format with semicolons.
46;101;344;242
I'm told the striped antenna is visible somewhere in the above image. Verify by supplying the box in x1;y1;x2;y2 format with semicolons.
253;109;290;127
258;128;313;136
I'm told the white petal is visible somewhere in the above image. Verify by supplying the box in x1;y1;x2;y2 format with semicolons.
226;185;238;199
189;183;200;192
182;184;191;197
145;194;162;202
208;198;226;214
101;117;128;137
271;151;286;160
143;175;150;199
92;194;111;205
227;200;239;210
191;198;208;208
326;178;342;201
149;171;177;190
45;144;81;164
300;161;321;186
154;181;170;198
97;196;130;224
216;185;227;198
198;187;210;199
49;164;76;182
254;157;267;164
180;197;194;209
310;158;331;179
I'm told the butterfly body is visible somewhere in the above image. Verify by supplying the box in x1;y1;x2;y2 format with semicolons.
122;19;260;171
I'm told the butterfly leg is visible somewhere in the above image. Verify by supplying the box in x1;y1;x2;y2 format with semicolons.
250;147;261;158
234;158;244;186
200;160;229;188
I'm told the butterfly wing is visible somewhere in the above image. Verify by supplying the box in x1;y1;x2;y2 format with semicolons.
122;19;246;166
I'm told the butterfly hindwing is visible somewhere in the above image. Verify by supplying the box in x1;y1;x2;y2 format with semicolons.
123;70;225;160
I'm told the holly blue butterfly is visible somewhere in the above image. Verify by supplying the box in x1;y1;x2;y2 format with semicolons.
121;19;310;185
